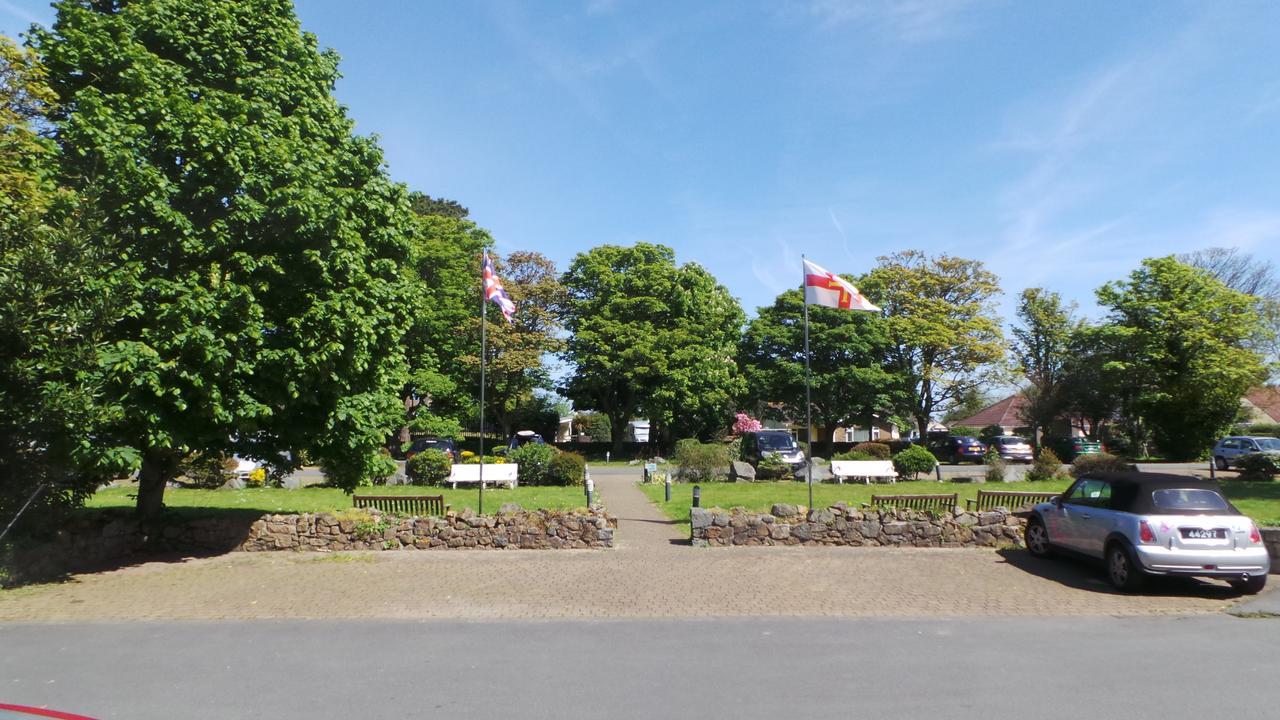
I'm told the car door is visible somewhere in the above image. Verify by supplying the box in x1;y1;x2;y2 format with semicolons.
1042;479;1086;551
1052;479;1108;553
1069;479;1114;557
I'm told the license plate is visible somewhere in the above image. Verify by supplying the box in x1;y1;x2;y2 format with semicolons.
1180;528;1227;540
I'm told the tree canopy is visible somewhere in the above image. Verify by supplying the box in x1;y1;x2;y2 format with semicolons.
560;243;744;451
1011;288;1078;449
740;286;901;455
33;0;417;515
861;251;1004;437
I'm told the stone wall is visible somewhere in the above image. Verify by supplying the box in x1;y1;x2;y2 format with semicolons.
691;503;1025;548
2;505;616;586
1262;528;1280;573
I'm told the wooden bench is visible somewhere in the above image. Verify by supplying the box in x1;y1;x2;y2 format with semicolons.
965;489;1060;512
448;463;519;489
869;493;958;512
830;460;897;484
353;494;448;516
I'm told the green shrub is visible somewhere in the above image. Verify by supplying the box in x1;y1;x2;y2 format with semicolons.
1024;447;1067;482
407;449;452;486
833;450;877;461
507;442;557;485
979;425;1004;441
892;445;937;480
755;454;791;480
1067;452;1136;479
851;442;891;460
948;426;981;438
1235;453;1280;481
547;451;587;486
984;446;1006;483
673;438;730;482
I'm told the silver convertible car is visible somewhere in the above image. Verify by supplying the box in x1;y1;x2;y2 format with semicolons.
1024;472;1269;594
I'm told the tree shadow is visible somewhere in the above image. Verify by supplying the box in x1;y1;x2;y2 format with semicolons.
996;548;1241;600
2;507;262;589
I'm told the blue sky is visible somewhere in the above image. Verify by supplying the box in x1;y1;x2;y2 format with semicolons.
5;0;1280;323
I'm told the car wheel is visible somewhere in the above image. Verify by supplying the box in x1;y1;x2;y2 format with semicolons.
1106;541;1146;592
1214;456;1228;471
1024;517;1053;558
1229;574;1267;595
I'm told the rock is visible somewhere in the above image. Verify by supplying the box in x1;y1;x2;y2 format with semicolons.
729;461;756;481
498;503;523;514
691;508;714;530
791;523;813;541
795;461;833;482
770;524;791;540
771;503;799;518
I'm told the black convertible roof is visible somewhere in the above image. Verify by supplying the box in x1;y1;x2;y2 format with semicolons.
1075;471;1237;515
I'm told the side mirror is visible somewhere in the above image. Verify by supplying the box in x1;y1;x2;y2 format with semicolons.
1050;496;1062;507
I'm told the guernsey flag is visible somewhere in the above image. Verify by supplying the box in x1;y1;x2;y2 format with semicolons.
482;253;516;322
803;258;879;312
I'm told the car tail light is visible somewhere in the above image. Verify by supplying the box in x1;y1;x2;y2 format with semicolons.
1250;523;1262;544
1139;521;1156;543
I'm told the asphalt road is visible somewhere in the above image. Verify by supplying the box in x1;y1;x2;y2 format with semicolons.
2;616;1277;719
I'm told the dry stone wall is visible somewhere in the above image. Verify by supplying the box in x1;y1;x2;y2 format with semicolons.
691;503;1025;548
3;505;616;586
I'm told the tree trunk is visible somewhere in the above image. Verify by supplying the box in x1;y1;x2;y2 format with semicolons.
136;448;181;520
915;414;931;440
819;422;838;460
610;412;627;457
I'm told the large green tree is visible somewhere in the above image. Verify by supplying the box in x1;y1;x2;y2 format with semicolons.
397;212;490;443
0;36;129;527
1010;288;1079;450
1096;256;1268;459
33;0;416;517
861;251;1005;437
560;243;745;452
740;286;901;457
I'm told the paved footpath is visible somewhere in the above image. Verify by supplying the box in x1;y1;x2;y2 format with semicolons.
0;468;1263;622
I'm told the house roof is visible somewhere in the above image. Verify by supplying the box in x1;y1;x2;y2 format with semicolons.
1246;387;1280;423
952;394;1028;429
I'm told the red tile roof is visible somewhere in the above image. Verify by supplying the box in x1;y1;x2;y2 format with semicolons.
952;394;1029;429
1248;387;1280;423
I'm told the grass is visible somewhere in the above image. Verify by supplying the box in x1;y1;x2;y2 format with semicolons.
85;484;592;517
640;478;1280;536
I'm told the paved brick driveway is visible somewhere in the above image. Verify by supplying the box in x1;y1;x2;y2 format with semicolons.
0;469;1248;621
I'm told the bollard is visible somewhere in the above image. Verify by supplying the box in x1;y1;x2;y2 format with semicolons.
664;475;672;502
585;474;594;506
606;451;611;463
1209;460;1216;480
935;463;942;482
692;484;701;508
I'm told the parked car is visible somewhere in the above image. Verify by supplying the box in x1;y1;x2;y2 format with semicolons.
1046;436;1103;461
1211;435;1280;470
404;436;458;461
507;430;546;450
740;429;806;471
927;435;986;464
988;435;1033;463
1024;472;1269;594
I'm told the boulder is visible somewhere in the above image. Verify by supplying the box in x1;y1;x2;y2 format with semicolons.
729;461;756;481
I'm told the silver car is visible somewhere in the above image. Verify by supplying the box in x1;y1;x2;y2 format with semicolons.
1024;472;1269;594
1211;435;1280;470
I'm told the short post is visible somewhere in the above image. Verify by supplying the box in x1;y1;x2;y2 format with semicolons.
585;473;594;506
934;462;943;482
1209;459;1216;480
664;475;672;502
692;484;701;508
606;451;611;463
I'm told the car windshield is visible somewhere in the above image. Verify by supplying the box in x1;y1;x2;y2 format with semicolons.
1151;488;1230;512
1255;438;1280;451
997;437;1026;445
955;437;980;444
758;434;796;450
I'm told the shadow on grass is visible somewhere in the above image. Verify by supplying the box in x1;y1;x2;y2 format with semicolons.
2;506;263;590
996;547;1241;600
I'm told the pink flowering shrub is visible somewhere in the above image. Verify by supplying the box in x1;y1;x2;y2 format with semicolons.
732;413;762;434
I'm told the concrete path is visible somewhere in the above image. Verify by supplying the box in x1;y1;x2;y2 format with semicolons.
0;467;1268;622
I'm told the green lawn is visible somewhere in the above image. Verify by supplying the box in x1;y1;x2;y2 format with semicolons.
86;484;592;517
639;479;1280;536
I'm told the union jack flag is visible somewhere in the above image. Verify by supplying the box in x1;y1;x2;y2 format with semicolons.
482;253;516;322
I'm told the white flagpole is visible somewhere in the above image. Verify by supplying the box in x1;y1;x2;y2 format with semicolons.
479;254;487;515
803;255;813;514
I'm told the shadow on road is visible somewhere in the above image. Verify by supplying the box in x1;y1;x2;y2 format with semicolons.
996;547;1241;600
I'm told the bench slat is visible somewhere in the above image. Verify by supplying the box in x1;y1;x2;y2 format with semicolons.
964;490;1060;512
352;494;448;516
870;493;958;512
